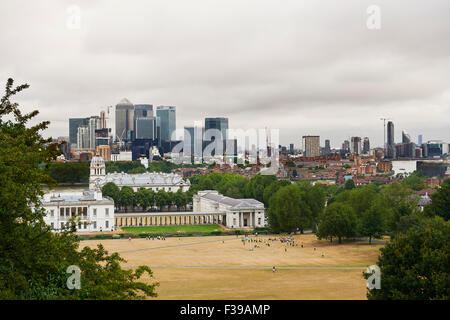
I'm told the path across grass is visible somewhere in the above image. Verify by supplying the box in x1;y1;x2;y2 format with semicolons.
121;224;222;234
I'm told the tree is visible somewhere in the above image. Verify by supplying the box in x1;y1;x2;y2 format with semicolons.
359;200;385;244
344;179;355;190
365;217;449;300
244;174;277;202
174;189;187;211
424;185;450;221
155;189;168;211
101;182;120;205
0;78;157;299
443;178;450;186
135;188;153;211
317;202;357;243
262;179;291;207
119;186;135;212
402;174;425;191
267;184;312;233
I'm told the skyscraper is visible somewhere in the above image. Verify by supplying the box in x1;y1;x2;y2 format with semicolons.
402;130;411;144
76;126;89;149
363;137;370;154
88;116;100;149
386;121;396;158
115;98;134;142
350;137;362;155
205;117;229;141
134;104;156;140
69;118;89;147
418;134;423;146
302;136;320;157
156;106;176;142
324;139;331;155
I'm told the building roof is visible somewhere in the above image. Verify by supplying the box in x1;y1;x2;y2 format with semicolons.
98;172;190;187
199;191;264;210
42;190;113;205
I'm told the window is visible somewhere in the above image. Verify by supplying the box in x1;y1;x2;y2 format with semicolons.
50;209;54;217
71;207;76;217
61;222;64;229
105;221;109;228
83;207;87;217
60;208;64;217
65;207;70;216
93;208;97;216
93;221;97;229
50;222;54;229
258;218;261;225
105;208;109;217
83;222;87;229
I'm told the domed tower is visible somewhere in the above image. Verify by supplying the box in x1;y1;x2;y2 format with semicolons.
89;154;106;190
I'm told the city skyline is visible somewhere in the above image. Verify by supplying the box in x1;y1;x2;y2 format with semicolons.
1;0;450;147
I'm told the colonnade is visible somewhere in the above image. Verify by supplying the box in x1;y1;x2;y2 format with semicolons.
115;213;225;227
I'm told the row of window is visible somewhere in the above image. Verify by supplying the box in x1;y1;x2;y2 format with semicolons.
50;220;110;230
48;207;109;218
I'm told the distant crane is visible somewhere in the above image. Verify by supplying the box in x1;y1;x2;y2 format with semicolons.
380;117;392;155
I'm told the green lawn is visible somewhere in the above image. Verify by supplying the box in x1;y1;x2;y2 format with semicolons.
121;224;222;234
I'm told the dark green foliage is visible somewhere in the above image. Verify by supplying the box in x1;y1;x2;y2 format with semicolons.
316;202;357;243
424;185;450;221
401;174;426;191
365;217;449;300
268;182;325;233
47;162;90;183
262;179;291;207
344;179;355;190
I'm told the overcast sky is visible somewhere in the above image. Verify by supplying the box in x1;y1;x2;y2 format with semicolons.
1;0;449;149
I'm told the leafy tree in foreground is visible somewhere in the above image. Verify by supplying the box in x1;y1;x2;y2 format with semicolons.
365;217;449;300
0;78;157;299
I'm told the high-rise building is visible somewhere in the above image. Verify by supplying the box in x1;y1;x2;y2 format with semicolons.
205;117;229;141
402;130;411;144
386;121;396;158
99;111;107;129
302;136;320;157
134;104;156;140
342;140;350;153
289;143;294;154
76;126;89;149
418;134;423;146
156;106;176;142
184;126;204;158
363;137;370;154
350;137;362;155
324;140;331;155
88;116;100;149
69;118;89;147
115;98;134;142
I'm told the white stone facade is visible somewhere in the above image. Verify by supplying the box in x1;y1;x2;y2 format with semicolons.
41;190;115;232
193;190;265;228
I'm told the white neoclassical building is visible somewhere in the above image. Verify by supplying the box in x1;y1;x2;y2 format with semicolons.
89;154;190;192
41;190;115;232
113;191;266;229
193;190;265;228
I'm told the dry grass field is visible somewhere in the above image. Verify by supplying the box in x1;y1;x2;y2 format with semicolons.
80;234;382;300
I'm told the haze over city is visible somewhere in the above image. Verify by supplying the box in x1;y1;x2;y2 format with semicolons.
1;0;449;147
